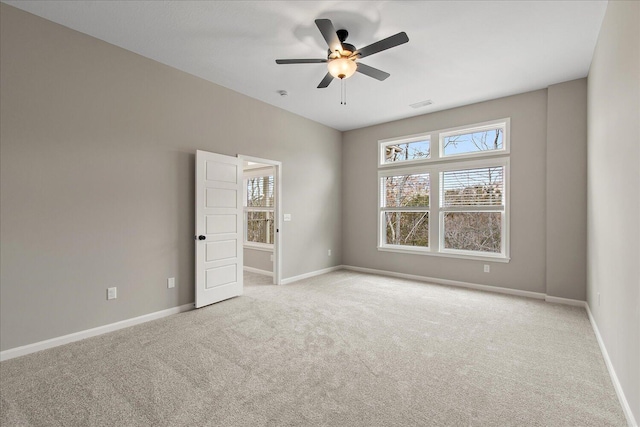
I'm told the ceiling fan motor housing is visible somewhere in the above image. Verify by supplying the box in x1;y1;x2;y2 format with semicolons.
329;29;356;58
328;44;356;58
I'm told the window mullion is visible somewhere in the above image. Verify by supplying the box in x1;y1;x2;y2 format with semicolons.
246;206;274;212
381;207;429;212
430;171;440;253
441;205;504;213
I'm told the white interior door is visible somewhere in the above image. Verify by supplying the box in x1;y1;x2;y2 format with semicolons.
195;150;243;308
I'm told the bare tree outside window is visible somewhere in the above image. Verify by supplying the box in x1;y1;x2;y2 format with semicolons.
246;175;274;244
443;128;503;156
442;166;504;253
444;212;501;253
383;173;429;247
384;139;430;164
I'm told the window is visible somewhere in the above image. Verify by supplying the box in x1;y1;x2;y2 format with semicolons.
380;136;431;165
378;119;510;261
440;163;506;255
245;173;274;247
440;122;507;158
381;172;430;248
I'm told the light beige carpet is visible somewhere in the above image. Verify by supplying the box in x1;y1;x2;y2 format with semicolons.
0;270;627;426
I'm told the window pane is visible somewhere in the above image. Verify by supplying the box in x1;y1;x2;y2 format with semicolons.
443;128;503;156
384;173;430;207
442;167;503;207
247;176;274;207
385;212;429;247
444;212;501;253
247;211;274;244
384;139;430;163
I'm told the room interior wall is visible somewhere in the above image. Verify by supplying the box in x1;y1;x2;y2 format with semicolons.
342;89;550;294
342;81;589;300
587;0;640;423
546;79;588;300
0;4;342;351
243;249;273;274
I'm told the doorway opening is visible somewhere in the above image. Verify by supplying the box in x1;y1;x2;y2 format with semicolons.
239;155;282;285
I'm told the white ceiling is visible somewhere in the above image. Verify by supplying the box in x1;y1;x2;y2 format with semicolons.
5;1;607;131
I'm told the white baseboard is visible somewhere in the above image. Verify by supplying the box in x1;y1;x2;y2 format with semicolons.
585;304;637;427
342;265;547;300
0;303;194;362
243;266;273;277
281;265;344;285
544;295;587;307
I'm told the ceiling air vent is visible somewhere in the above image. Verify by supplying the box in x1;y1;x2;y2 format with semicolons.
410;99;433;109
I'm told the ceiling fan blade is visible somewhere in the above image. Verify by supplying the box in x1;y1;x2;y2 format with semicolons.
315;19;343;53
317;72;334;88
356;62;390;81
351;32;409;59
276;59;327;64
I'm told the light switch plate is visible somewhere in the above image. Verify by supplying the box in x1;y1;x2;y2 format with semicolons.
167;277;175;289
283;214;291;222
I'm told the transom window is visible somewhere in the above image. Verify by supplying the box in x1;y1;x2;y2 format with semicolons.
380;136;431;164
378;118;510;261
441;123;506;158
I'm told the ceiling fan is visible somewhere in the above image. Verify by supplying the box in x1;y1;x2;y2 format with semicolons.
276;19;409;89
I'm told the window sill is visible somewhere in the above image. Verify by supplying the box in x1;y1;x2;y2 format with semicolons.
243;243;274;252
377;246;510;263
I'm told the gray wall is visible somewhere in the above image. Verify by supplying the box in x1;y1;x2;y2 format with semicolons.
546;79;588;300
587;0;640;423
0;4;342;351
244;248;273;273
342;81;588;299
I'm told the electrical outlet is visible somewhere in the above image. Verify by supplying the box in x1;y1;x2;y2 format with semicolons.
483;264;490;273
328;249;332;256
107;287;117;300
167;277;175;289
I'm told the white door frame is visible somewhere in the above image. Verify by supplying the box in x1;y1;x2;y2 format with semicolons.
239;155;282;285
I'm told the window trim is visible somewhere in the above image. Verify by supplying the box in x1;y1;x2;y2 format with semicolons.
243;241;274;252
377;119;511;262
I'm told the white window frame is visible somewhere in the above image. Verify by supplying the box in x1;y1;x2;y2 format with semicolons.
377;118;511;262
378;165;432;253
243;168;275;251
437;157;509;260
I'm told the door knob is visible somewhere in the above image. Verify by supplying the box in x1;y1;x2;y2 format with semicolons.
197;235;206;240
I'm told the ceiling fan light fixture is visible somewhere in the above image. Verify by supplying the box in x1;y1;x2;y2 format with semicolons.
327;57;357;80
